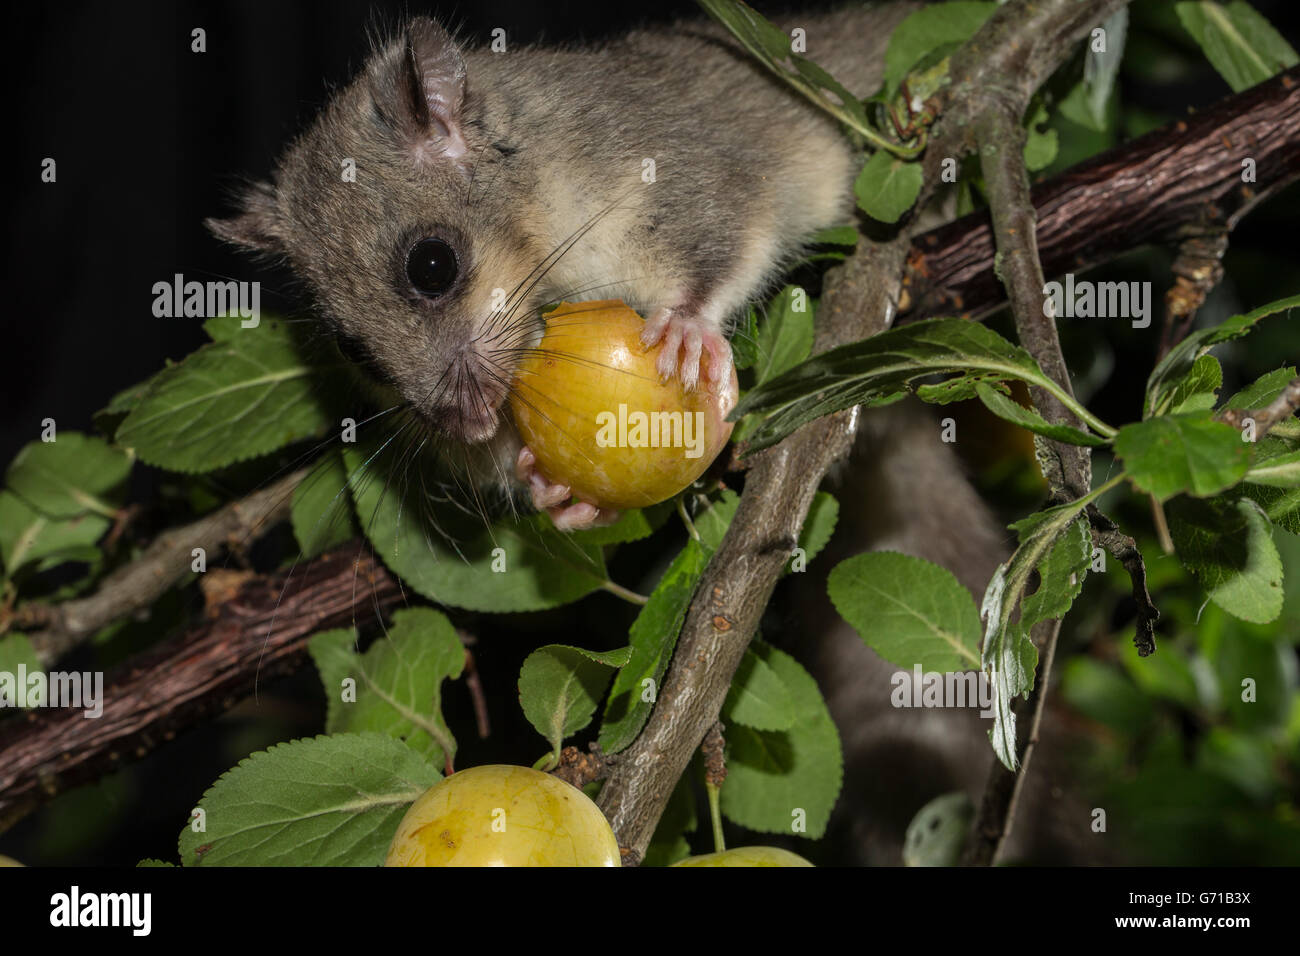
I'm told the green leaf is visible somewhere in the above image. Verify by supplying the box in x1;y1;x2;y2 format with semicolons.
117;318;338;473
572;501;674;547
308;608;465;767
1022;102;1059;172
974;382;1107;446
136;859;176;867
0;491;109;576
1175;1;1298;92
754;286;815;385
828;551;981;671
1241;483;1300;534
697;0;878;139
0;634;42;706
519;644;630;758
720;641;842;840
1225;366;1298;412
1118;637;1202;711
981;498;1104;770
5;434;131;519
345;444;607;612
882;2;997;98
854;150;923;223
1146;295;1299;417
1245;450;1300;488
722;646;795;731
600;492;740;753
790;491;838;573
1081;7;1128;130
1169;497;1284;624
1114;413;1253;501
732;317;1083;454
291;451;360;558
807;225;859;247
731;306;760;371
177;733;441;866
1224;366;1299;440
1020;515;1091;624
1061;657;1153;734
95;372;171;439
1160;353;1223;416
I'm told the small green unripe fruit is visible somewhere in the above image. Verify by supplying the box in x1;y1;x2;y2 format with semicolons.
385;764;621;867
672;847;814;867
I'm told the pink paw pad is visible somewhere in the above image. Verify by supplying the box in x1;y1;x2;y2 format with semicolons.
515;446;620;531
640;308;732;391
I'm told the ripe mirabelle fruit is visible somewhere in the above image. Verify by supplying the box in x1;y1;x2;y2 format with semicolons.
385;764;621;867
509;300;737;511
672;847;814;867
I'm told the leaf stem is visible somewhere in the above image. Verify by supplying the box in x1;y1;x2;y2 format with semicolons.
678;496;701;543
1031;371;1118;438
705;781;726;854
600;580;649;605
533;751;559;773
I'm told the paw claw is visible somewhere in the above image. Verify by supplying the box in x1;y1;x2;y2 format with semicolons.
516;445;571;509
643;308;730;391
548;501;621;531
516;445;620;530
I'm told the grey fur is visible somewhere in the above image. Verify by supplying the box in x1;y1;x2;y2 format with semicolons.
209;4;918;469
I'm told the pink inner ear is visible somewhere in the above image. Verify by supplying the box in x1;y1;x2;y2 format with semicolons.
419;79;469;162
402;18;470;165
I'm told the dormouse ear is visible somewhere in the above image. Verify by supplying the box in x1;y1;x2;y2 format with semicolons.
205;180;285;254
372;17;468;162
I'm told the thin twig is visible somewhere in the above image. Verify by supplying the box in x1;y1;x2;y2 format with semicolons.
953;0;1131;866
549;743;611;790
1218;375;1300;434
18;468;309;667
1089;509;1159;657
1157;232;1230;361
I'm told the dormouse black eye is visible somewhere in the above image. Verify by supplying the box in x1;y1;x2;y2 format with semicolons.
406;238;458;297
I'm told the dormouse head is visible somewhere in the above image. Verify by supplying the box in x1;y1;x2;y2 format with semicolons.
208;18;537;444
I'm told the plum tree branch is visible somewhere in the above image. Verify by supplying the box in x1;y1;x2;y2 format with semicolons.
0;544;402;833
905;66;1300;323
19;468;308;667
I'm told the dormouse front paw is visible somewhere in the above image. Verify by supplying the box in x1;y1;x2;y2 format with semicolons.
640;307;732;391
515;445;620;531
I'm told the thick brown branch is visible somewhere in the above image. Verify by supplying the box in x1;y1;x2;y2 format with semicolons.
0;544;402;833
596;240;910;861
21;468;309;667
905;67;1300;322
